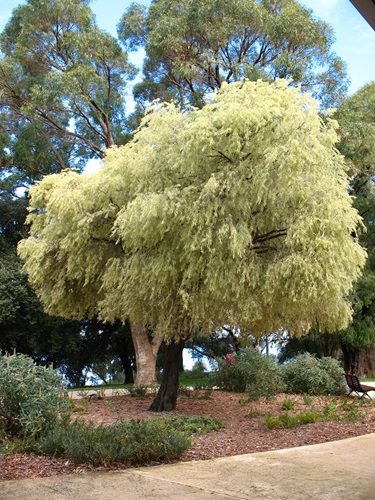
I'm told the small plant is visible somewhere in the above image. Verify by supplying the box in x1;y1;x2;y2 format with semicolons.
282;397;295;411
68;397;89;414
264;414;281;429
322;400;339;421
264;409;319;429
339;398;366;422
246;409;264;419
298;410;318;424
195;387;213;400
127;386;148;399
239;396;251;406
279;412;299;428
166;415;224;435
303;393;314;406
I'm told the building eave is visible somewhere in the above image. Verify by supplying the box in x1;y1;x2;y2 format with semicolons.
350;0;375;31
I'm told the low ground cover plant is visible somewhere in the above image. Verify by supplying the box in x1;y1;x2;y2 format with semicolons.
263;394;373;429
37;414;224;466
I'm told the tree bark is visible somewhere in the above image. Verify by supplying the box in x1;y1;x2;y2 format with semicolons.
131;323;162;386
342;344;375;377
149;340;185;412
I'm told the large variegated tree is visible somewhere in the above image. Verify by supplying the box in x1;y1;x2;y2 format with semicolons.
19;80;366;410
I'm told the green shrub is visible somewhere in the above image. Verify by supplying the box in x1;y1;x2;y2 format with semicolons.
181;361;208;381
38;414;224;467
264;410;319;429
282;353;346;396
38;417;194;466
0;353;70;438
211;347;286;400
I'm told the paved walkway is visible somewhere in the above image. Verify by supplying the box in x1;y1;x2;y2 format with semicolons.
1;433;375;499
67;382;375;400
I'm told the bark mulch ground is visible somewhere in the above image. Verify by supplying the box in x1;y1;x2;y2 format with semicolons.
1;390;375;481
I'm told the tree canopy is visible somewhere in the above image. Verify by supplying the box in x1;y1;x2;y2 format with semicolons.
0;0;136;196
18;80;366;342
334;83;375;353
118;0;349;110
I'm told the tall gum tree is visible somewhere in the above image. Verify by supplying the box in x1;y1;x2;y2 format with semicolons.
0;0;160;384
0;0;136;186
118;0;349;111
19;80;366;410
334;82;375;374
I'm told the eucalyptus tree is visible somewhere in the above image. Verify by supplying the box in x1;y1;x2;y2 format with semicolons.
334;82;375;374
19;80;366;410
0;0;136;187
0;0;141;379
118;0;349;111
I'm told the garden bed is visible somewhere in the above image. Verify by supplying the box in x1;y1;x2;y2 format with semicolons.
1;390;375;481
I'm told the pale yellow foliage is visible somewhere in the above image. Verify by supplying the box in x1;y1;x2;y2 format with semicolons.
18;80;366;340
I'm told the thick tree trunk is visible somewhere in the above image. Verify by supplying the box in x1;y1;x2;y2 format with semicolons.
149;340;185;412
131;323;162;386
342;344;375;377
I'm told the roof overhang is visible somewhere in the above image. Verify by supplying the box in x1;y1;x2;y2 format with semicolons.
350;0;375;30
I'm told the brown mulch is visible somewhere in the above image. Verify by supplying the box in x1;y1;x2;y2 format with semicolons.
1;390;375;481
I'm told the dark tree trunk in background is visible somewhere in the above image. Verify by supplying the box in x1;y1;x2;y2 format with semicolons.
122;354;134;384
149;340;185;412
109;320;135;384
342;345;375;377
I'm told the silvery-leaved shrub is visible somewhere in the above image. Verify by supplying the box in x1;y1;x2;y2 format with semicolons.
0;353;71;438
211;346;286;400
282;353;346;395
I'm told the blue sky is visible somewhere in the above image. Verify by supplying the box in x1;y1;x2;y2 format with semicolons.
0;0;374;96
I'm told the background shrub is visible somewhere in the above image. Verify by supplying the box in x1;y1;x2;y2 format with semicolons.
0;353;70;438
211;347;286;399
281;353;346;395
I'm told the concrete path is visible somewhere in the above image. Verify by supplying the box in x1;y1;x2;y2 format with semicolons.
1;433;375;499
